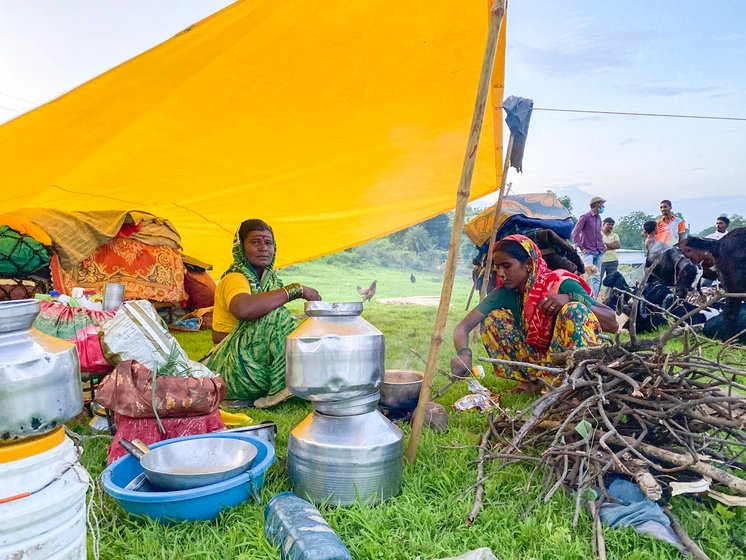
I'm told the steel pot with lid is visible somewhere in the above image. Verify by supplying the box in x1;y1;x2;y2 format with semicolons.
0;299;83;441
285;302;384;402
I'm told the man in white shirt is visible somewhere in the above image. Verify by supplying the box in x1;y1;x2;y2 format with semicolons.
706;216;729;240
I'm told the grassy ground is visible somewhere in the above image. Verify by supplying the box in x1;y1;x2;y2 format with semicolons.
75;262;746;559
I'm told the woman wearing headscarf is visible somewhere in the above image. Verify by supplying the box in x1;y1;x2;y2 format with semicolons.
205;219;321;407
451;235;617;393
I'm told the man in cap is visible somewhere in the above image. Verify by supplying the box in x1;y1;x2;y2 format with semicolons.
571;195;606;296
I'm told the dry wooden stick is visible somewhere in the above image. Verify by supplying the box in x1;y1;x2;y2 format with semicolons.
588;500;607;560
406;0;506;464
509;360;593;450
479;133;515;303
477;355;566;375
662;505;711;560
467;427;492;526
409;347;469;401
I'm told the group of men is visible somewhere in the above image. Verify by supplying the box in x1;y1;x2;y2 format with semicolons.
570;196;731;296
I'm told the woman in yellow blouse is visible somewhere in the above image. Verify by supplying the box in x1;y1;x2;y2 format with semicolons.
206;219;320;407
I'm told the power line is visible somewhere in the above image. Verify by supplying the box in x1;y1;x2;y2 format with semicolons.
0;104;22;113
533;107;746;122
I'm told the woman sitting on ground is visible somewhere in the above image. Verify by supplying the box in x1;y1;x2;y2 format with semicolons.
205;219;321;407
451;235;617;393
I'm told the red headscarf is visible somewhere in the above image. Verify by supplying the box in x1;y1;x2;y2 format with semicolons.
495;234;592;353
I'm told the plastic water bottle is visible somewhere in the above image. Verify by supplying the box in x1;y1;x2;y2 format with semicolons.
264;492;352;560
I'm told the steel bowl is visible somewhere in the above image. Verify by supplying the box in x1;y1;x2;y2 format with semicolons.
379;370;423;412
119;437;258;491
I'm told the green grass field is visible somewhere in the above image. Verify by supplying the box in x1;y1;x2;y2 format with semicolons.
75;261;746;559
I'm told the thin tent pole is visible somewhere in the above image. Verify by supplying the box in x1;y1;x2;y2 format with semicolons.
479;133;514;301
406;0;506;464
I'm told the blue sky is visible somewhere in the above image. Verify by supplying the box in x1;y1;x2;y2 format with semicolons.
1;1;744;231
502;0;746;230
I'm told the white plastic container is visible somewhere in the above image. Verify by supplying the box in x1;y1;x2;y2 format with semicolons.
0;431;77;497
0;434;89;560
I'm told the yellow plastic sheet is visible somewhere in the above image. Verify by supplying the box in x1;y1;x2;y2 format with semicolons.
0;0;505;273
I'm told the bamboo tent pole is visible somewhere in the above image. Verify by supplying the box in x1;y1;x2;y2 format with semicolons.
479;133;514;301
406;0;506;464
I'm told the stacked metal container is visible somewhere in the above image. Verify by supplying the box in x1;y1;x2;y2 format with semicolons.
286;302;403;505
0;299;88;559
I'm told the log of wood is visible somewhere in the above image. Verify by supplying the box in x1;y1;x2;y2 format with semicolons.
620;454;662;501
608;434;746;495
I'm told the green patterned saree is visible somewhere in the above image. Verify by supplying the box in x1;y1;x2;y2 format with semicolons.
205;230;295;400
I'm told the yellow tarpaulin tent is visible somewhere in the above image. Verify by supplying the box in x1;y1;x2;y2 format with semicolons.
0;0;505;273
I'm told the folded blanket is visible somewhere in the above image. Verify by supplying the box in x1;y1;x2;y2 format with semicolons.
10;209;181;269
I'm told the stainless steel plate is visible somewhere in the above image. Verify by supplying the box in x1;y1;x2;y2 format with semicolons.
304;301;363;317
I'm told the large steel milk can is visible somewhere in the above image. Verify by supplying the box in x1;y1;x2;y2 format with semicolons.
285;302;384;401
0;300;83;441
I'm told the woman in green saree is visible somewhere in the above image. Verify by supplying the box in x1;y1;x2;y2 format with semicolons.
205;219;321;407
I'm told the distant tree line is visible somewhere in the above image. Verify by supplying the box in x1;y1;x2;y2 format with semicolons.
318;202;745;271
319;209;481;272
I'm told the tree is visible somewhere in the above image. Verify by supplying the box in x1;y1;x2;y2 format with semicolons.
401;225;434;253
546;189;573;214
421;213;452;249
615;210;654;249
558;195;573;214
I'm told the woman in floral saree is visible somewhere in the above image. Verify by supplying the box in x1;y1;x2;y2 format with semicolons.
205;219;320;407
451;235;617;393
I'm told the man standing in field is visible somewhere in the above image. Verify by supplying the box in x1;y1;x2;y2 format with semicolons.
706;216;730;240
572;195;606;297
600;217;620;288
656;199;686;246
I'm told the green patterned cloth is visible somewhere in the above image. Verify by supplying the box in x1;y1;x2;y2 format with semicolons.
204;228;295;400
0;226;50;276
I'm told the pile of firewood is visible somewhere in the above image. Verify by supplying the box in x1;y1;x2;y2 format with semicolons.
464;298;746;560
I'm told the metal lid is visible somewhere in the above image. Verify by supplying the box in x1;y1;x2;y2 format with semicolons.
304;301;363;317
0;299;40;333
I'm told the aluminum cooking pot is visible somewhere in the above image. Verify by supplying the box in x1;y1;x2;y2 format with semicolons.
118;437;258;491
379;370;424;412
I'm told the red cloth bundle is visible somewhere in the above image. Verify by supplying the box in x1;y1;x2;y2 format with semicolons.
94;360;226;418
107;410;225;464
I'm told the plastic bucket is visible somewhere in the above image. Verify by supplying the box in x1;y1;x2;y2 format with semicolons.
0;428;71;496
102;432;275;523
0;434;89;559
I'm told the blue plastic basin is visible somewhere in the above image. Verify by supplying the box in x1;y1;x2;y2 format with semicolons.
101;432;275;523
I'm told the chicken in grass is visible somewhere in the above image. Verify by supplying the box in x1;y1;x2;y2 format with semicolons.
357;280;378;303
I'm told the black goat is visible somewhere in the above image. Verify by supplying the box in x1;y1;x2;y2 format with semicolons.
602;271;715;334
680;227;746;340
645;246;698;299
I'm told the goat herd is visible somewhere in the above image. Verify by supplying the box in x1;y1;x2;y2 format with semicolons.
603;227;746;342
